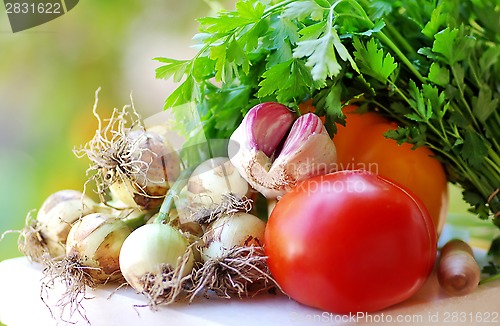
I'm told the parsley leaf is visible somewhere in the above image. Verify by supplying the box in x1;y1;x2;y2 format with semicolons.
427;62;449;87
353;37;397;84
282;0;324;21
154;58;191;82
294;31;342;82
432;27;474;66
164;76;199;109
293;10;358;82
461;130;489;169
258;59;315;103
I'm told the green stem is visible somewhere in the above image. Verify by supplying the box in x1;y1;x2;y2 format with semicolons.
354;0;425;83
391;83;452;149
491;148;500;169
372;98;465;178
378;31;426;84
450;65;481;131
343;0;371;22
388;84;495;210
479;272;500;285
492;138;500;158
154;167;195;224
485;156;500;178
495;111;500;132
383;21;416;55
263;0;295;18
123;213;148;230
335;13;370;21
460;157;491;198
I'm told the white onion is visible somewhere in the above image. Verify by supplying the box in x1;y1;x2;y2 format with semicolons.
187;157;249;208
188;212;273;300
109;125;181;209
65;212;132;282
202;212;266;261
20;190;97;260
119;223;194;293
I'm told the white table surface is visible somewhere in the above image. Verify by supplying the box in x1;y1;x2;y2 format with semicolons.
1;253;499;326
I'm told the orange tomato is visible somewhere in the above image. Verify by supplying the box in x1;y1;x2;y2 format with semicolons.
333;106;449;235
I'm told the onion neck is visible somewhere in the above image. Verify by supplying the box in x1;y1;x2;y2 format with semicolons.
123;213;148;230
155;167;196;224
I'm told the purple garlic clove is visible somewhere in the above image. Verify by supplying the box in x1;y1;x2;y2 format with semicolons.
229;104;337;199
244;102;295;157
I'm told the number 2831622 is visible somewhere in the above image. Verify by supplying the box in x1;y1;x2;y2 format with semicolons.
5;2;62;14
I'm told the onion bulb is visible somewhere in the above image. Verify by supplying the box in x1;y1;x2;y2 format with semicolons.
187;157;249;206
18;189;97;262
190;212;275;299
39;212;132;322
201;212;265;261
186;157;251;223
74;95;181;210
119;223;195;306
108;125;181;209
65;212;132;282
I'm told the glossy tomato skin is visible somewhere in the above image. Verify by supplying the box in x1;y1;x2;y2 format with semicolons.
333;107;448;236
265;171;437;314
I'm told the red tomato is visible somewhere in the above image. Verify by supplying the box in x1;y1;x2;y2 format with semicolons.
265;171;437;314
333;106;448;236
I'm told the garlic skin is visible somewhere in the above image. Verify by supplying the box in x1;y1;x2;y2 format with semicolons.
202;212;266;261
109;125;181;209
37;190;97;258
65;213;132;282
229;103;337;199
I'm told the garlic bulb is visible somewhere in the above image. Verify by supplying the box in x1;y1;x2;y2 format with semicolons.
229;102;337;199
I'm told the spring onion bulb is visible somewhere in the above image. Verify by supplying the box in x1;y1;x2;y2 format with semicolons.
18;190;97;262
119;223;195;306
39;212;132;322
74;91;181;210
190;212;274;299
186;157;250;223
65;212;132;282
108;125;181;209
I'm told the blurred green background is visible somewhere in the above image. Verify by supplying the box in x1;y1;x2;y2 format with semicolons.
0;0;498;264
0;0;236;263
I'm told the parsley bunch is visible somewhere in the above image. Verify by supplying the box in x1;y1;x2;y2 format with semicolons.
155;0;500;226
